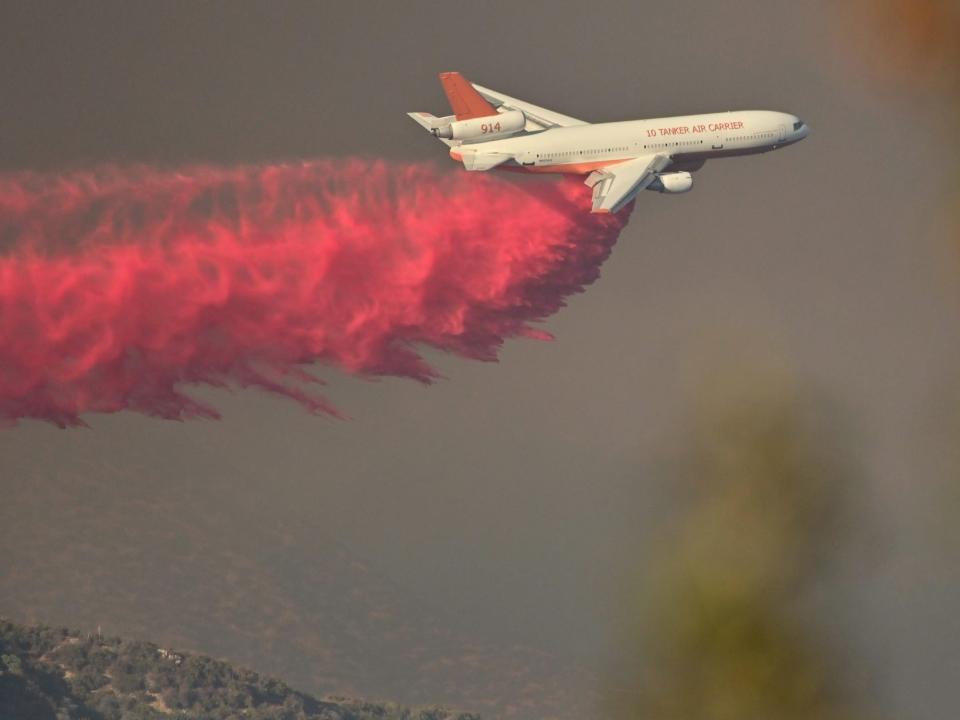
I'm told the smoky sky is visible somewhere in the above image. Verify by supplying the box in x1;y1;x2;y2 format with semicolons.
1;2;958;719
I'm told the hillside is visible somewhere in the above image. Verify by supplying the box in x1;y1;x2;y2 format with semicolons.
0;442;596;720
0;618;480;720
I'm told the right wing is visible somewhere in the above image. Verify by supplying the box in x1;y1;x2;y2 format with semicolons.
585;154;672;213
471;83;589;131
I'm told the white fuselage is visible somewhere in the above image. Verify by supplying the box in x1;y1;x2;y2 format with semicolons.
451;110;809;174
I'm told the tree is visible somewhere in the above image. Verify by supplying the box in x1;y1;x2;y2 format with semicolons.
609;370;869;720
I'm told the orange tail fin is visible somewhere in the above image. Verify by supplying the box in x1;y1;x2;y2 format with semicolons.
439;72;498;120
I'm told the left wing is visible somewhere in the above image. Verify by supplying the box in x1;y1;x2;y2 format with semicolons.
471;83;588;131
585;154;672;213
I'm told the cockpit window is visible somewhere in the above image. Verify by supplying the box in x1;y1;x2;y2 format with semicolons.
793;120;804;131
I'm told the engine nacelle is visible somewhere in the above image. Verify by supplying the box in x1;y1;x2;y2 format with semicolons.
435;110;525;141
647;171;693;194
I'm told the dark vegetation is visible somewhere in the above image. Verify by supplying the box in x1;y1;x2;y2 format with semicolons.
0;619;479;720
606;374;874;720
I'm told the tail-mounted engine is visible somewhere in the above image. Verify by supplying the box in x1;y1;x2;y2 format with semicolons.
434;110;525;141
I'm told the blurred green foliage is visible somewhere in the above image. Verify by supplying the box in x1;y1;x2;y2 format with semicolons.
609;374;867;720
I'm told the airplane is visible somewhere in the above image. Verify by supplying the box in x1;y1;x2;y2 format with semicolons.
408;72;810;213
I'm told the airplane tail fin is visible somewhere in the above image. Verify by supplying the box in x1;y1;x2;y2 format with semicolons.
439;72;498;120
406;73;500;149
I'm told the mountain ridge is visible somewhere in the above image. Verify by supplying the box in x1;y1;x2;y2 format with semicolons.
0;617;481;719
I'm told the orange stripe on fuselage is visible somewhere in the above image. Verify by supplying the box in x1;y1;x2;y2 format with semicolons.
518;158;633;174
448;149;633;175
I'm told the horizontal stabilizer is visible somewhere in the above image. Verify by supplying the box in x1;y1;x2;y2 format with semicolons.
407;111;455;131
406;112;457;146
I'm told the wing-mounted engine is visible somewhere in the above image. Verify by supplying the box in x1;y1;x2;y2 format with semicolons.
434;110;526;142
647;171;693;194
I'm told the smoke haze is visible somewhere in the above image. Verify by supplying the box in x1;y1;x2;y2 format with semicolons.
2;3;959;718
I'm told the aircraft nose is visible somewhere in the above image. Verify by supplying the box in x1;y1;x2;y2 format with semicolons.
789;115;810;140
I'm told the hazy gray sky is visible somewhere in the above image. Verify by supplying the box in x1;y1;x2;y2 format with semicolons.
2;2;958;718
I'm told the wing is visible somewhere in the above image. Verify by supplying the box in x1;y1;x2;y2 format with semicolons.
585;154;672;214
471;83;588;131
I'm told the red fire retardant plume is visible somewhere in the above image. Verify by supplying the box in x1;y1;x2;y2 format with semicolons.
0;160;631;427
